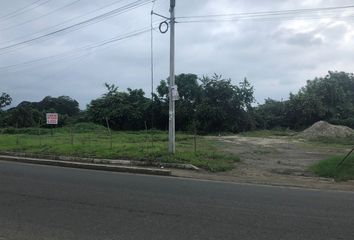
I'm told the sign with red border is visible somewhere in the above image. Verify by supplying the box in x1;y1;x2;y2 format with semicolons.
46;113;58;125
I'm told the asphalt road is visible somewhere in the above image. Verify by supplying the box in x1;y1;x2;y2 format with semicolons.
1;160;354;240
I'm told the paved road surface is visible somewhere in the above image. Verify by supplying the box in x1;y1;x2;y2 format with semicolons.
1;160;354;240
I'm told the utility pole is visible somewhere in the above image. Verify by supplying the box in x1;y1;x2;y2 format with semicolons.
168;0;176;154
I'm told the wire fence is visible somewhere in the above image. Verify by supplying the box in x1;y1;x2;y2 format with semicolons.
0;126;200;160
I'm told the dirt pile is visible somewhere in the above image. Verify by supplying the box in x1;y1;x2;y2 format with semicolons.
297;121;354;138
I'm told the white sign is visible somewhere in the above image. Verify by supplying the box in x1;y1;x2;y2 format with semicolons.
171;85;179;101
46;113;58;125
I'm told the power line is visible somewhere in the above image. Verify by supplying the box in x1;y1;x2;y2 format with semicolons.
177;13;354;24
0;0;53;23
0;0;126;46
0;0;42;20
0;25;156;72
0;0;82;32
176;5;354;24
0;0;152;55
176;5;354;20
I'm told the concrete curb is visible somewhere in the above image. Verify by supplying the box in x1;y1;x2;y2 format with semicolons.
0;155;171;176
0;151;199;171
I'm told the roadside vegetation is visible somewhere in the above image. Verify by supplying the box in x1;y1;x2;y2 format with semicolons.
310;154;354;181
2;71;353;133
238;129;297;138
308;136;354;146
1;71;354;177
297;136;354;152
0;123;239;172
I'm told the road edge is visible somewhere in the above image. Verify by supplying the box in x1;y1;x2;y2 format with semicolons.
0;155;171;176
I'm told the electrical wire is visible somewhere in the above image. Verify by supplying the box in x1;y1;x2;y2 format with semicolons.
177;5;354;20
176;5;354;23
0;25;157;72
177;13;354;24
0;0;152;55
0;0;53;23
40;50;92;80
0;0;126;46
0;0;82;32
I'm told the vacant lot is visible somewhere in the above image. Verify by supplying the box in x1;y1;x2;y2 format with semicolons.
1;126;354;187
0;124;239;172
196;132;354;186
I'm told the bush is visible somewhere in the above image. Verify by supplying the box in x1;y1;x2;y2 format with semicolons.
0;127;50;135
67;122;107;133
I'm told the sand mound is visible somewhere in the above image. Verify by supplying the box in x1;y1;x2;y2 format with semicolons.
298;121;354;138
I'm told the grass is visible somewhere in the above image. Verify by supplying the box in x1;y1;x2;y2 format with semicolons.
252;149;273;155
239;129;296;138
0;124;240;172
300;136;354;152
310;154;354;181
308;136;354;146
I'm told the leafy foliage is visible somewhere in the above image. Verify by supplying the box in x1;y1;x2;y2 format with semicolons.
255;71;354;129
0;96;80;128
86;74;255;132
0;92;12;109
87;84;150;130
2;71;354;132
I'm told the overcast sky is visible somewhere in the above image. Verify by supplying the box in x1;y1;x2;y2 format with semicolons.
1;0;354;108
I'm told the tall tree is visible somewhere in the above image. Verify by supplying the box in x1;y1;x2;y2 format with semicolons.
255;71;354;129
0;92;12;109
87;84;150;130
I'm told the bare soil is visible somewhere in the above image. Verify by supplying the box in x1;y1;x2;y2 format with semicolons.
298;120;354;139
173;135;354;191
219;135;345;176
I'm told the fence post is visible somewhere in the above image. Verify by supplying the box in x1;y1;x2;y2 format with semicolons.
105;117;112;150
70;126;74;145
144;121;148;152
193;119;197;154
38;119;42;146
15;122;19;145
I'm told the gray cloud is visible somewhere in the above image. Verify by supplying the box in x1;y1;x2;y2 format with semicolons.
282;31;323;46
0;0;354;108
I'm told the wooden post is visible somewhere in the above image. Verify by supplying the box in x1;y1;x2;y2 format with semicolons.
194;120;197;154
38;119;42;146
16;122;19;145
105;117;112;149
70;126;74;145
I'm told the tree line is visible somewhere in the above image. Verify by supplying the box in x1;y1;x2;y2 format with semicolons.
254;71;354;129
1;71;354;132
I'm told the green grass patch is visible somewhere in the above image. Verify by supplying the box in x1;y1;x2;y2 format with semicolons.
239;129;296;138
0;127;239;172
300;136;354;151
310;154;354;181
308;136;354;146
252;149;273;155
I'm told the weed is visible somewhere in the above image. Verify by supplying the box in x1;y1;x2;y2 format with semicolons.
310;155;354;181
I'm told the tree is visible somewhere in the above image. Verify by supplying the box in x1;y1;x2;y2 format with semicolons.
155;73;256;133
1;95;80;128
7;103;35;128
255;71;354;129
197;74;244;132
157;74;201;130
254;98;288;129
87;84;150;130
38;96;79;116
0;92;12;109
